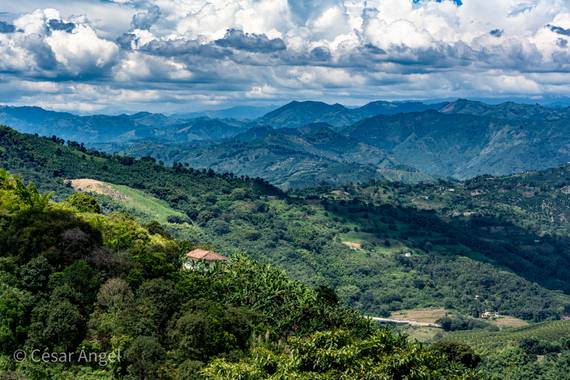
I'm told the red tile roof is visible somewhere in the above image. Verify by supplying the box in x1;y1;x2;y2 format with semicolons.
186;249;228;261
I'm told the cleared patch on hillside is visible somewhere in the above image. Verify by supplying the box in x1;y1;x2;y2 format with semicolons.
71;179;127;201
489;315;530;329
443;320;570;351
70;178;187;225
342;241;363;250
390;308;449;324
401;326;442;342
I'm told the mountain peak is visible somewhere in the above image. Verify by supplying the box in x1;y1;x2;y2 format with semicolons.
258;101;355;129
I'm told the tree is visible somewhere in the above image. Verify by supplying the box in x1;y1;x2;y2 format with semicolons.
0;284;32;352
169;300;255;362
432;341;481;369
125;336;165;380
66;193;101;214
88;278;134;350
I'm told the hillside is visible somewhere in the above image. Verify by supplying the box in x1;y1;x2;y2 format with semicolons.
350;165;570;238
439;320;570;378
122;124;433;189
68;178;201;238
121;124;389;189
346;110;570;179
0;169;482;378
0;106;246;144
1;125;569;325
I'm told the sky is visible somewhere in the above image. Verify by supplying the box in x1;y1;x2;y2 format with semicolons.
0;0;570;114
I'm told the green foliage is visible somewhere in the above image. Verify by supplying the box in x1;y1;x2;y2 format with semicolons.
437;315;498;332
203;329;477;379
66;192;101;213
3;125;570;378
431;341;481;369
0;169;473;378
442;321;570;379
168;300;256;362
124;336;165;379
2;126;570;323
0;284;31;352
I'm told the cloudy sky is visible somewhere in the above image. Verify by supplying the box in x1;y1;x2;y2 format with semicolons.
1;0;570;114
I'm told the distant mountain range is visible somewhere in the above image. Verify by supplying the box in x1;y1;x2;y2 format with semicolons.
2;99;570;188
0;106;249;144
175;104;278;120
256;100;443;129
119;123;432;189
0;100;442;143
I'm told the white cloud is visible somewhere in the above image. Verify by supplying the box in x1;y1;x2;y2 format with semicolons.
46;25;119;75
2;0;570;112
1;8;119;78
114;51;192;82
246;84;277;99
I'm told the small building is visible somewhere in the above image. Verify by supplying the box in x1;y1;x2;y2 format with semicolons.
184;249;228;270
480;311;499;319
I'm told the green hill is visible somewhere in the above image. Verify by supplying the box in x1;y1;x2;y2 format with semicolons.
440;321;570;379
0;169;478;379
346;110;570;179
1;125;569;325
443;320;570;351
121;124;433;189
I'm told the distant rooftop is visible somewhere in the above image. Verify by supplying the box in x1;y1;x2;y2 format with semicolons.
186;249;228;262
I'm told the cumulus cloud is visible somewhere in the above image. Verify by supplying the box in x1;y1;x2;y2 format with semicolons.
0;8;119;78
2;0;570;113
46;25;119;75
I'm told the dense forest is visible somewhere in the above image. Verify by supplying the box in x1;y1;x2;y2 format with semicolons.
0;169;477;379
1;125;568;322
2;124;570;378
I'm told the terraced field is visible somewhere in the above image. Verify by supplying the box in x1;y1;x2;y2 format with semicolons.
442;320;570;351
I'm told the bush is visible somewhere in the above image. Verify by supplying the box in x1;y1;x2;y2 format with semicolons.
66;193;101;213
432;341;481;368
167;215;189;224
436;315;497;332
519;337;561;355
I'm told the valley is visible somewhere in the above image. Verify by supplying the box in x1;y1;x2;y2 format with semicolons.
6;100;570;190
2;124;569;321
3;0;570;377
2;99;570;378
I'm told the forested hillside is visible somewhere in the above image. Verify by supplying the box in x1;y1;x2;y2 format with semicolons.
120;124;431;189
0;169;477;379
6;100;570;189
1;125;568;324
111;100;570;188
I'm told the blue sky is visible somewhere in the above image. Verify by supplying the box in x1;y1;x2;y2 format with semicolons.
0;0;569;114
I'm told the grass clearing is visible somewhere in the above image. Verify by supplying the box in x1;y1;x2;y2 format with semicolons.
71;178;186;225
400;326;443;342
390;308;449;324
490;315;530;329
